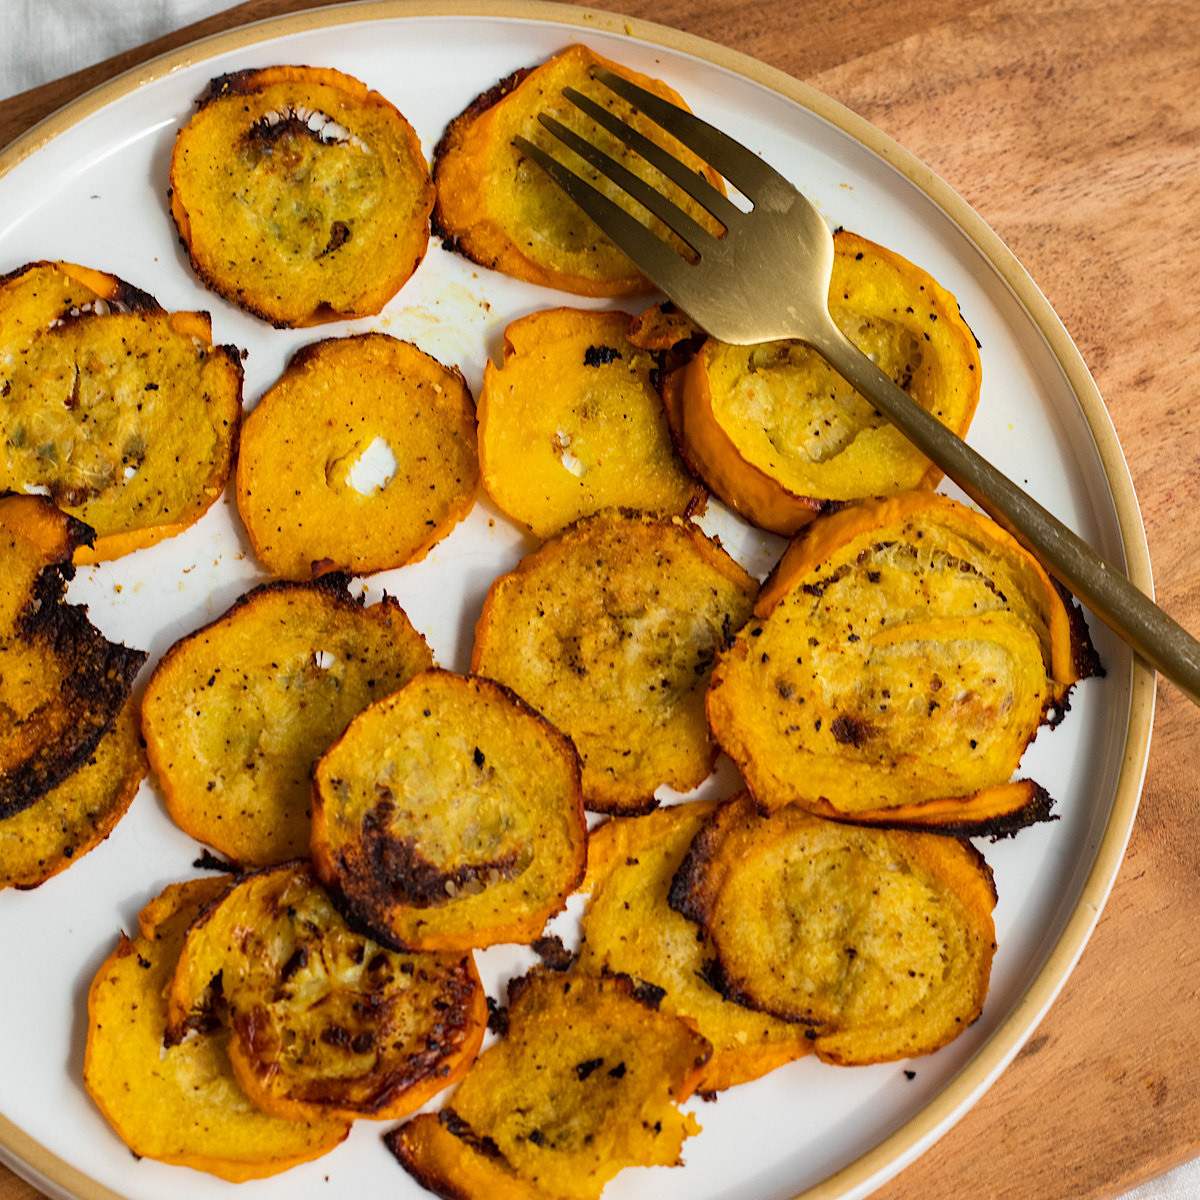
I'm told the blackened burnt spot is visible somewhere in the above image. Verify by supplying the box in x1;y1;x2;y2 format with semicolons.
322;221;351;256
575;1057;604;1081
531;934;574;972
584;344;622;366
830;714;873;747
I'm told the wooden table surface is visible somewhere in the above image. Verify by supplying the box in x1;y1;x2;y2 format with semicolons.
2;2;1198;1198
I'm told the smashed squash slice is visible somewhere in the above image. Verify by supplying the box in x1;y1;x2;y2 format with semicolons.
84;875;351;1180
652;232;982;535
471;511;758;814
312;669;587;951
706;492;1100;828
0;494;145;821
578;800;812;1092
1;697;145;890
236;332;478;580
478;308;705;537
669;793;998;1065
140;573;432;866
170;65;434;327
164;861;486;1122
432;44;725;296
0;263;243;560
388;970;709;1200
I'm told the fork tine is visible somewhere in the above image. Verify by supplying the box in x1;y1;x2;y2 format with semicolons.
535;113;722;255
560;86;744;230
512;134;696;292
591;64;788;205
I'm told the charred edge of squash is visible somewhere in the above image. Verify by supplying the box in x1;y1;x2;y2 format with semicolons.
1050;576;1104;683
382;1119;488;1200
663;804;720;930
531;934;575;973
430;65;536;254
596;969;667;1011
1;602;147;819
806;783;1057;843
437;1109;505;1160
694;954;819;1029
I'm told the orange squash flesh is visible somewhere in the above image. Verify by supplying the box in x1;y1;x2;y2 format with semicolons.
432;45;726;296
0;262;243;561
170;65;434;327
478;307;705;538
235;332;478;580
578;799;813;1092
669;793;998;1065
165;862;487;1123
391;970;709;1200
706;492;1100;827
659;232;982;536
140;575;433;866
311;669;588;952
84;876;351;1180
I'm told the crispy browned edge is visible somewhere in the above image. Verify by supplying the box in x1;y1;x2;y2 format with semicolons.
1;496;146;818
429;65;536;267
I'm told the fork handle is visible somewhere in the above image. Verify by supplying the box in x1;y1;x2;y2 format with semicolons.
808;321;1200;704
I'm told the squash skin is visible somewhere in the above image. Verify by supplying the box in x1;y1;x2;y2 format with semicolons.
706;492;1100;827
140;573;433;866
311;669;588;952
471;511;758;814
0;263;243;561
431;45;725;296
84;876;351;1180
478;307;705;538
164;861;488;1123
235;332;479;580
170;65;434;327
669;793;998;1065
656;232;982;535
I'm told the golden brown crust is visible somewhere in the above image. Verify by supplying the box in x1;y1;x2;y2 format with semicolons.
84;875;351;1180
477;307;705;538
656;231;982;536
668;793;997;1065
471;510;758;814
577;800;812;1091
0;263;243;562
235;332;479;580
706;492;1098;819
170;65;434;327
164;861;487;1122
311;669;588;951
431;45;725;296
429;969;710;1200
141;573;433;865
0;696;146;890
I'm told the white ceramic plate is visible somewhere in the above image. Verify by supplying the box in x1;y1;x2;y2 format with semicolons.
0;4;1155;1200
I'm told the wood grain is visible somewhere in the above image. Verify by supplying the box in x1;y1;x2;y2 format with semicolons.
3;1;1199;1198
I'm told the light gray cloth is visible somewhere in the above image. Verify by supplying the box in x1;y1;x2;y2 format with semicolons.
0;4;1195;1200
0;0;240;99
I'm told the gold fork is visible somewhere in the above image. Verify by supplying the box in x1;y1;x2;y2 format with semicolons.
514;65;1200;707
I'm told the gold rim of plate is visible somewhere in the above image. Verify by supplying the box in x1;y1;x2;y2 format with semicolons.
0;4;1156;1200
